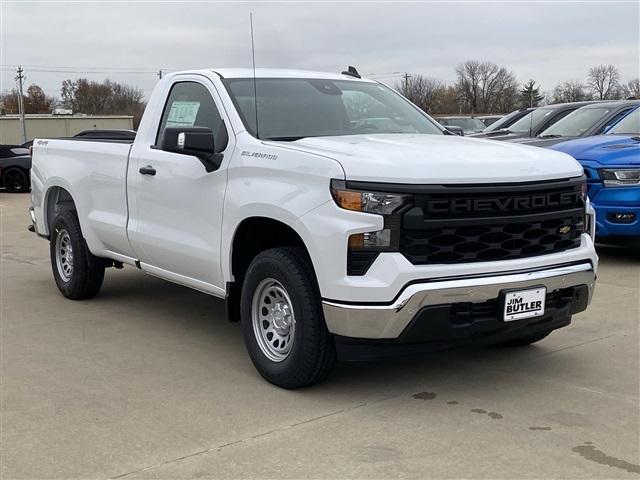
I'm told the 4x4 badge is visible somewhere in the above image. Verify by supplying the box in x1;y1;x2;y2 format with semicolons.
558;225;572;234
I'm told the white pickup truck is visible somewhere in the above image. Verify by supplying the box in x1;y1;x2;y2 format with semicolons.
30;68;598;388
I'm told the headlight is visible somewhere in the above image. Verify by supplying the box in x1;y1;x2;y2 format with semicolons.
330;180;412;215
330;179;413;275
600;169;640;187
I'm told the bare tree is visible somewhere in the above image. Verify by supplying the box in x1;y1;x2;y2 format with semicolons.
625;78;640;98
25;84;54;113
552;80;591;103
60;78;146;126
396;74;446;113
587;64;620;100
455;60;518;113
0;84;54;114
434;85;462;114
455;60;482;112
490;68;519;112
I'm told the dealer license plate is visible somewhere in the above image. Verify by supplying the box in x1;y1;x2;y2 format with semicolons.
503;287;546;322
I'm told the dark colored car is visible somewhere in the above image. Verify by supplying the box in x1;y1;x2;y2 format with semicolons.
0;145;31;192
515;100;640;148
436;116;487;134
470;107;535;136
471;101;598;141
477;115;503;127
73;129;137;140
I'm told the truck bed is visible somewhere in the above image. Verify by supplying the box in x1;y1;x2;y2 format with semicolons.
31;138;135;260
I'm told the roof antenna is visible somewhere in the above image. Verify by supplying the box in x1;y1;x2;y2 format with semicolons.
341;66;361;79
250;13;260;139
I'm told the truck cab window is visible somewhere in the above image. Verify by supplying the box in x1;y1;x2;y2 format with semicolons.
156;81;223;146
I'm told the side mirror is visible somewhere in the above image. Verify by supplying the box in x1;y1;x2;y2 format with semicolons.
160;125;226;172
445;126;464;136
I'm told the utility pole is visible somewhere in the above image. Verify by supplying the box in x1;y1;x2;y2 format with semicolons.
15;65;27;143
402;72;411;92
157;69;163;80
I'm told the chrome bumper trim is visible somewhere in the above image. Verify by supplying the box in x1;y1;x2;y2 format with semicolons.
322;263;595;339
28;207;47;238
28;206;36;225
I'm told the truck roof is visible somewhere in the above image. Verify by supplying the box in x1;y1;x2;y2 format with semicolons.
169;68;376;82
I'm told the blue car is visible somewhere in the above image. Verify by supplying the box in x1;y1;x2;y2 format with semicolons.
551;108;640;246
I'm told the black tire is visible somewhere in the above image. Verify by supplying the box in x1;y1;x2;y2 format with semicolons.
50;210;105;299
240;247;335;389
500;330;552;347
2;167;29;193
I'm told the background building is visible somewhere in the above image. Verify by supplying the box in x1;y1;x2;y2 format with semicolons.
0;114;134;144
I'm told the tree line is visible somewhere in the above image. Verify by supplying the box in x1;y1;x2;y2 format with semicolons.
398;62;639;115
0;78;146;127
0;62;638;124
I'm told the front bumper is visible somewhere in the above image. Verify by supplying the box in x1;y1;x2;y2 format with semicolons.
594;203;640;237
322;262;595;340
586;177;640;237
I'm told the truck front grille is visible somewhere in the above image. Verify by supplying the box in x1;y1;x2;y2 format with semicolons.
399;177;586;265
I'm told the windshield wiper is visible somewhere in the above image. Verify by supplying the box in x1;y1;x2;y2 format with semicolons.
263;136;308;142
539;134;563;139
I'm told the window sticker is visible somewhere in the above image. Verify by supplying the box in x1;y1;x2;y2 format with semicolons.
166;101;201;127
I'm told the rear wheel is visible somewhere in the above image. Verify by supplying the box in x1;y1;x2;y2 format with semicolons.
50;210;105;299
501;330;552;347
2;167;29;193
240;247;335;389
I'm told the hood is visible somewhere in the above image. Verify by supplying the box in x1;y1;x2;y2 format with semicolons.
512;136;578;148
467;131;529;141
284;134;583;184
550;135;640;166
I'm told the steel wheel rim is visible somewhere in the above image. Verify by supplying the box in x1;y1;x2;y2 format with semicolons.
55;229;74;282
251;278;296;362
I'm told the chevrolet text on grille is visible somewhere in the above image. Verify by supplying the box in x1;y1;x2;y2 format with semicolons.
426;192;582;214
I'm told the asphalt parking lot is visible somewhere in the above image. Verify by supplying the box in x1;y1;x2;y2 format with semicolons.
1;191;639;479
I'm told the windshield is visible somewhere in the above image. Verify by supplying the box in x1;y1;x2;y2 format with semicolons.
608;108;640;135
439;117;486;131
484;109;526;132
539;107;612;137
223;78;444;139
508;108;556;133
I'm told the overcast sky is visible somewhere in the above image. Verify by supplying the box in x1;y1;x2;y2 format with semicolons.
1;1;639;99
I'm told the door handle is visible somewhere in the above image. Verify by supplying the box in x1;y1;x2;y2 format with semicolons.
139;166;156;176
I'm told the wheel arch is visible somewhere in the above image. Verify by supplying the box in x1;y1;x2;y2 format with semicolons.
225;215;315;322
43;185;78;236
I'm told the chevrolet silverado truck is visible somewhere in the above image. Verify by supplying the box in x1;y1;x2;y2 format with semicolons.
29;68;598;388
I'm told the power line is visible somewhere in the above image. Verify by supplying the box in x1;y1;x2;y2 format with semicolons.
0;64;160;71
4;68;160;74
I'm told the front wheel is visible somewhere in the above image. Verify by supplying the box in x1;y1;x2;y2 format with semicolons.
240;247;335;389
50;211;105;299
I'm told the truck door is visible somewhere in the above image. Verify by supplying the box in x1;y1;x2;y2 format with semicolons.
127;78;232;296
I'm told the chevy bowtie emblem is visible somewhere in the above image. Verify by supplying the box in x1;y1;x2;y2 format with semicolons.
558;225;572;234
